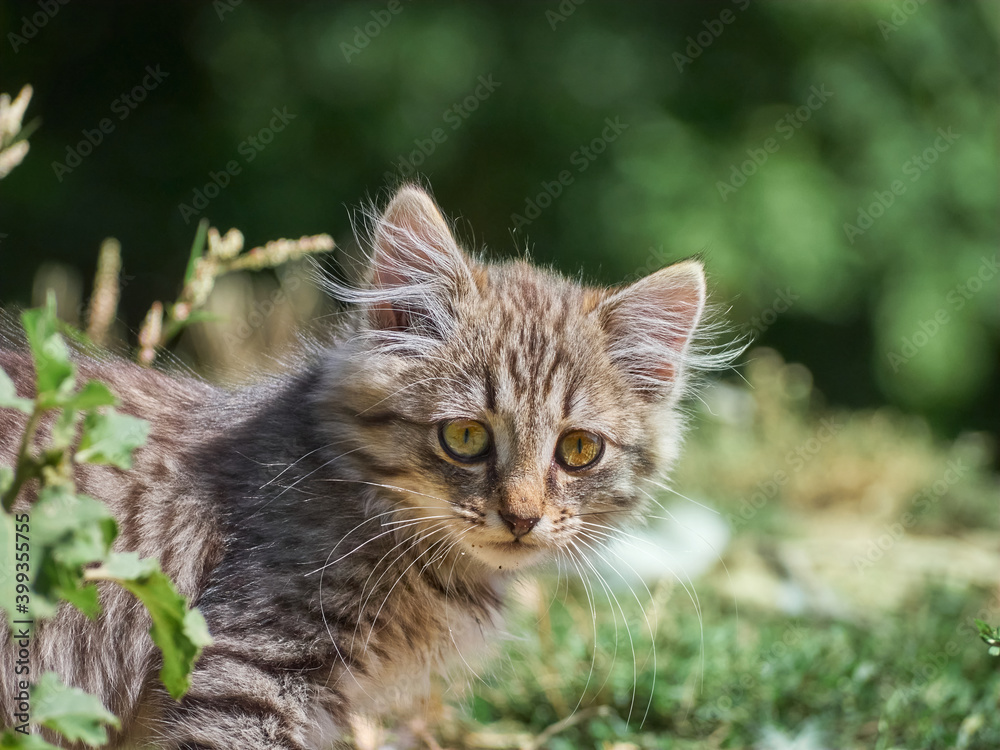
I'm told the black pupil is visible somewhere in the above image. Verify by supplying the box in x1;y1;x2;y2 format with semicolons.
463;427;470;444
576;437;583;455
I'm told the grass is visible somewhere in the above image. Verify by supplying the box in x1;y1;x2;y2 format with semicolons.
439;579;1000;749
421;350;1000;749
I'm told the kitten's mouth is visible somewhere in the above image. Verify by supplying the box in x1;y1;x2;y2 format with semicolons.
491;539;533;551
463;535;548;570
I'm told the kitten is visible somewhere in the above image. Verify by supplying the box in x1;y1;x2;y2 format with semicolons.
1;185;714;748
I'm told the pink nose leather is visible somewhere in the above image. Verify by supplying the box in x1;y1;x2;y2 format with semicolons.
499;510;539;538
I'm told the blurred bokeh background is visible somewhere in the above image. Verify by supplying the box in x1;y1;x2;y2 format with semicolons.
1;0;997;436
2;1;999;747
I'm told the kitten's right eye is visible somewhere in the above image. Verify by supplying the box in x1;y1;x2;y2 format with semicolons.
439;420;491;461
556;430;604;470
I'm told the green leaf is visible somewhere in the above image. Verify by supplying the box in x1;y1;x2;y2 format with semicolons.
49;408;81;452
21;293;75;406
161;309;224;346
974;618;997;637
30;488;117;619
52;382;117;452
55;319;97;351
66;381;117;410
75;409;149;470
46;565;101;618
32;489;117;568
184;217;210;285
97;552;212;700
31;672;120;746
0;367;32;414
178;309;224;325
97;551;158;580
0;730;63;749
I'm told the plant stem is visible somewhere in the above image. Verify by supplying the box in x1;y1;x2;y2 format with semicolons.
1;404;44;512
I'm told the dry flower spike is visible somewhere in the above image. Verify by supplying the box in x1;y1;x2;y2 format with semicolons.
0;84;33;179
87;238;123;347
136;227;335;365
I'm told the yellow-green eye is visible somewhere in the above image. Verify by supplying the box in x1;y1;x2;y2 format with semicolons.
557;430;604;470
440;420;491;461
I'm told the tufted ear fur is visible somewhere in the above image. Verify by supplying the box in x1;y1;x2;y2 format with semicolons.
597;260;706;399
364;185;473;347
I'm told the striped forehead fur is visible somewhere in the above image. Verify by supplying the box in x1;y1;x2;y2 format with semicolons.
320;185;740;404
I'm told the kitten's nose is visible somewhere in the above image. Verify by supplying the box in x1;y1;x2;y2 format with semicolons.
499;510;539;538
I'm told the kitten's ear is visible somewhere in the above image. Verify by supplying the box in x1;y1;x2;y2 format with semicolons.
369;185;471;333
597;260;706;398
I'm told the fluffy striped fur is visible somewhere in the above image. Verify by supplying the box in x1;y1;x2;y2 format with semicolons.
0;185;724;747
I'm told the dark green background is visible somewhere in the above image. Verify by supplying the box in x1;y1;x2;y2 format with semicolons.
1;0;997;439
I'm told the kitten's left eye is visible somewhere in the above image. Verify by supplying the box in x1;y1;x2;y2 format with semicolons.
556;430;604;470
440;420;491;461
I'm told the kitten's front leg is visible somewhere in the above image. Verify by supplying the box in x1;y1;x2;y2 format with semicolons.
155;647;332;750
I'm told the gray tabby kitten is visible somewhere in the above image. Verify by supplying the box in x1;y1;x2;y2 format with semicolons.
1;185;713;748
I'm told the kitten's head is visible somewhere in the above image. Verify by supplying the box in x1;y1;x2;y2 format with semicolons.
325;185;717;573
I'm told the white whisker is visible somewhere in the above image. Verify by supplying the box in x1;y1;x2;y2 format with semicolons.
642;477;720;515
568;538;621;706
354;375;468;415
560;548;600;716
247;446;367;519
443;529;490;685
351;519;454;647
572;536;642;724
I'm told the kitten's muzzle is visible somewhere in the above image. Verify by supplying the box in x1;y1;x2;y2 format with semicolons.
498;510;540;538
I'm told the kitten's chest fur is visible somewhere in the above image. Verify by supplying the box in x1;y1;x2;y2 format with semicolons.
165;365;505;723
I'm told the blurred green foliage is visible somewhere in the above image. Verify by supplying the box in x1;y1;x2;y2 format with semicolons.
0;0;997;437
